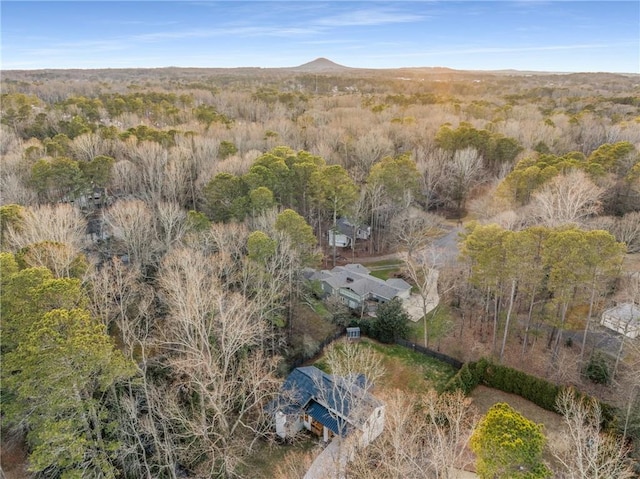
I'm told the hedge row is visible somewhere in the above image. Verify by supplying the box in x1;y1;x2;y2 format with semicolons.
444;357;617;430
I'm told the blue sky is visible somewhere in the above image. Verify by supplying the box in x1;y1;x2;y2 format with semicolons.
2;1;638;72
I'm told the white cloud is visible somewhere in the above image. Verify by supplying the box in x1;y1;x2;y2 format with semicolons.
315;8;425;27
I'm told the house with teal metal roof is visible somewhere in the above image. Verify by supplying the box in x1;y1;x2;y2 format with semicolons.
271;366;385;446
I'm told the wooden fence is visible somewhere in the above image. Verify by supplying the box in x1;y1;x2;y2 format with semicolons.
289;332;463;372
395;338;464;369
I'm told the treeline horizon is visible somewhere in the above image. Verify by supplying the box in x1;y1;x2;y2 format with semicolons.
1;66;639;478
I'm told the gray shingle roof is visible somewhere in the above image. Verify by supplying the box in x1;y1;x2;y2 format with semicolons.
314;264;411;301
335;218;369;237
387;278;412;290
340;263;370;274
603;303;640;323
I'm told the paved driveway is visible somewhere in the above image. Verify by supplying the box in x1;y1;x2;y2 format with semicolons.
302;437;479;479
433;224;463;264
303;438;351;479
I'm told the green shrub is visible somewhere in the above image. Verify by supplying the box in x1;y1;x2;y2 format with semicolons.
444;363;479;394
443;357;488;394
349;318;372;337
445;356;620;434
470;403;550;478
481;363;560;412
370;298;410;343
583;352;611;385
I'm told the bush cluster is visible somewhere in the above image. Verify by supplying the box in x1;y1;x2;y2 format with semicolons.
348;298;410;344
444;357;618;431
583;352;612;385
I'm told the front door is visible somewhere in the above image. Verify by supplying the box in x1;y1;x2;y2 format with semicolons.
310;418;323;437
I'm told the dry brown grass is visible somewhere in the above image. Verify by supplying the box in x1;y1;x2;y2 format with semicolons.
289;301;339;355
0;435;29;479
623;252;640;272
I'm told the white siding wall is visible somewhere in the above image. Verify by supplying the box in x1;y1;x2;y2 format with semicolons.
358;405;385;448
275;412;304;439
396;289;411;300
601;315;640;339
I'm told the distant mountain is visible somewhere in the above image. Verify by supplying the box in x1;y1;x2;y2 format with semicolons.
289;57;352;72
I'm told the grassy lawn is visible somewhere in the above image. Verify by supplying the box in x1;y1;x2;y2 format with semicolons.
356;339;458;393
358;258;404;268
407;305;456;348
306;297;331;320
237;435;318;479
369;268;396;280
359;258;405;281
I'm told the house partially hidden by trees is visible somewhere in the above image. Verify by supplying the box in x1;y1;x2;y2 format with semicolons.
600;303;640;339
270;366;385;447
328;218;371;248
307;263;411;314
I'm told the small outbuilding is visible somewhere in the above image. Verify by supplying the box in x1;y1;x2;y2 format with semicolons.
600;303;640;339
346;327;361;341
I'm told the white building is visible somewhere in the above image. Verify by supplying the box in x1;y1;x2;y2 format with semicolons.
601;303;640;339
328;218;371;248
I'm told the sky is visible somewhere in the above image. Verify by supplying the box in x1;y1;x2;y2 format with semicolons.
1;1;638;73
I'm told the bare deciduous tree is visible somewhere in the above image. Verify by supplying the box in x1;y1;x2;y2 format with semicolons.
323;340;385;388
0;124;22;157
154;201;187;252
350;389;429;478
415;147;450;210
311;342;386;476
0;173;38;206
612;211;640;253
5;203;87;252
348;388;478;479
111;159;139;196
422;389;479;479
157;247;280;477
554;388;635;479
18;240;82;278
162;151;191;205
352;130;393;180
404;247;442;347
103;199;158;267
130;140;167;203
530;169;603;227
443;147;484;216
86;257;154;357
71;132;108;162
271;448;315;479
390;208;443;258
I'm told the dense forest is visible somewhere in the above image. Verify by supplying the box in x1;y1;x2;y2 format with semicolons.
1;63;639;478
